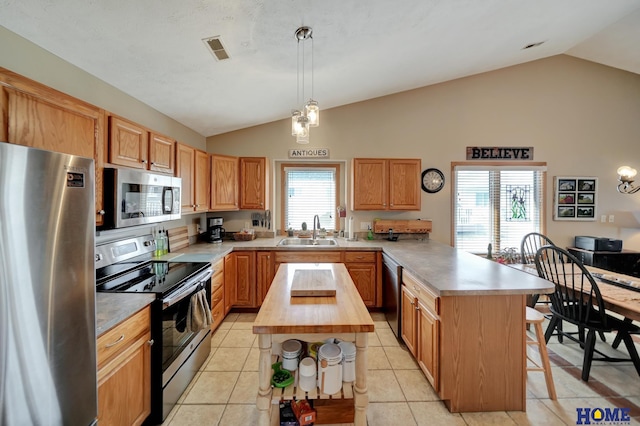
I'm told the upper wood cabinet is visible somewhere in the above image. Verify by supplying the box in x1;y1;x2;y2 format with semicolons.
108;115;175;175
352;158;421;211
0;68;107;226
210;154;239;211
240;157;269;210
176;143;209;213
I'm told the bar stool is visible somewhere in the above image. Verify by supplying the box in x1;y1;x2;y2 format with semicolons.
526;306;557;400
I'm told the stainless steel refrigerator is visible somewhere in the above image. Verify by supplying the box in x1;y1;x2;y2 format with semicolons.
0;142;97;425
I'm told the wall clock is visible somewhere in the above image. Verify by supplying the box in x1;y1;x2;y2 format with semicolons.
421;168;445;193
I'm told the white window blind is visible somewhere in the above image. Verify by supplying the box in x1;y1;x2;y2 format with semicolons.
454;165;546;253
284;167;336;231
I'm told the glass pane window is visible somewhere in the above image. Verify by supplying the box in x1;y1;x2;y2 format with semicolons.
454;165;546;254
284;166;337;231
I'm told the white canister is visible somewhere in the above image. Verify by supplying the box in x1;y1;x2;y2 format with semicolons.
298;357;317;392
338;341;356;382
281;339;302;371
317;343;343;395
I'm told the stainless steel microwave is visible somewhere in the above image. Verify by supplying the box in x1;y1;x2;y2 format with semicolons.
103;168;181;229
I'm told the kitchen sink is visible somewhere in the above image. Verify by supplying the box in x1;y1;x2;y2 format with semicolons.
277;238;339;247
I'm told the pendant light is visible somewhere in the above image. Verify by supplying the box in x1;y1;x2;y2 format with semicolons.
292;26;320;143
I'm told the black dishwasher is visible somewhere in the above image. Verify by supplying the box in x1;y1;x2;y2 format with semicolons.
382;253;402;338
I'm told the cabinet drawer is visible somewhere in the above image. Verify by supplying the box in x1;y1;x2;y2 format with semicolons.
98;306;150;368
344;251;376;263
211;268;224;293
210;298;225;332
211;285;224;309
402;270;439;315
274;251;342;263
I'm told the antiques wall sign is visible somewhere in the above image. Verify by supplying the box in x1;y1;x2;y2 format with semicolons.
288;148;330;159
466;147;533;160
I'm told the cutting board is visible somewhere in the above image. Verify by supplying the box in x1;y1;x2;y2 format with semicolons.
290;269;336;297
167;226;189;252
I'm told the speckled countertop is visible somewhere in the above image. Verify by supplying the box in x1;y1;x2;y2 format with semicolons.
97;236;553;336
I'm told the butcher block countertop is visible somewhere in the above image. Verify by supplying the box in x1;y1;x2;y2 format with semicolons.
170;236;553;297
253;263;375;335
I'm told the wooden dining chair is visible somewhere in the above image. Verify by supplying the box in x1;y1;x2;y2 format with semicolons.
534;245;640;381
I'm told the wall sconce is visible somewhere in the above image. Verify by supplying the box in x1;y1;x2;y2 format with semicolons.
617;166;640;194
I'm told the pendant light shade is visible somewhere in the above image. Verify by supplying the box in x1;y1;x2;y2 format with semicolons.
291;26;320;143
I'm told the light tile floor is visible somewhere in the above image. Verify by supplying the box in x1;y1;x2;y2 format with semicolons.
165;312;640;425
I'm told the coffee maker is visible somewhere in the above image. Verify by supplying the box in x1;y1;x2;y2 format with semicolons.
207;217;225;243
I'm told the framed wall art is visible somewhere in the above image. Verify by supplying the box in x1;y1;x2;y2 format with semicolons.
553;176;597;221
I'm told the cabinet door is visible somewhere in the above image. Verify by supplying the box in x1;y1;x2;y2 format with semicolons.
352;158;387;210
388;159;421;210
1;76;106;226
401;285;417;357
210;154;239;211
176;143;195;211
149;132;175;174
109;116;148;169
194;149;210;212
346;263;376;307
234;251;256;307
257;251;274;305
97;333;151;426
417;299;439;390
224;253;236;314
240;157;269;210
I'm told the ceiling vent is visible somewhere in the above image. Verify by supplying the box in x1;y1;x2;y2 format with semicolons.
522;41;545;50
203;36;230;61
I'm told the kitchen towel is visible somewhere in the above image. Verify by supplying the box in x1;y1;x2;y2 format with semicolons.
187;289;212;332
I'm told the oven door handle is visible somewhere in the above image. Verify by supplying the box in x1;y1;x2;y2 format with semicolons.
162;268;213;308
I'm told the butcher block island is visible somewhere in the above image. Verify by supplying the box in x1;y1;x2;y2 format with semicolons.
253;263;375;426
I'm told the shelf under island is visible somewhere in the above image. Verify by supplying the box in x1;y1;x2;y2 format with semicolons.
253;262;375;426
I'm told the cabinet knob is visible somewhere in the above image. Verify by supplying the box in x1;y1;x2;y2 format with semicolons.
97;210;105;216
383;203;387;206
415;305;420;311
141;160;148;164
390;204;394;207
410;300;414;306
150;162;155;165
147;339;154;346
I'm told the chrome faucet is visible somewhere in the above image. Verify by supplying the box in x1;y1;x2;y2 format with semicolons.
313;215;321;241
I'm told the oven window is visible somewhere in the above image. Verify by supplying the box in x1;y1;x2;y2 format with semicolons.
161;285;211;371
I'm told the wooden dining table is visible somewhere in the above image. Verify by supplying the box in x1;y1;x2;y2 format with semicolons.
509;263;640;321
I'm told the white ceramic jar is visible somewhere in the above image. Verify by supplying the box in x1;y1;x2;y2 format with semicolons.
281;339;302;371
298;357;317;392
317;343;343;394
338;341;356;382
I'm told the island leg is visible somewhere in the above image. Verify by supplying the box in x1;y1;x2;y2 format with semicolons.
257;333;272;426
353;332;369;426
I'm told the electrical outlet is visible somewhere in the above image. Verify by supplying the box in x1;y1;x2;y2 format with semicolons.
609;215;615;223
360;221;372;230
600;215;607;223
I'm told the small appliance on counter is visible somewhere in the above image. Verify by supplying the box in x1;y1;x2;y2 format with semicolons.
207;217;225;243
575;236;623;252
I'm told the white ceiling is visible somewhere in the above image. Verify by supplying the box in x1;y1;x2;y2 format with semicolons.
2;1;640;137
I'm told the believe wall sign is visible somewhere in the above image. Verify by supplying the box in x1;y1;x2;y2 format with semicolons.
466;147;533;160
288;148;330;159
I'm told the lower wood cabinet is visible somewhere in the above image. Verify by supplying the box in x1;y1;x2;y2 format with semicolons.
344;251;381;307
210;258;225;331
257;251;274;305
401;270;440;391
233;251;256;307
97;306;152;426
224;253;236;314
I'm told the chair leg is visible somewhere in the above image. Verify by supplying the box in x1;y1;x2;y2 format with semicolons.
545;316;560;343
620;332;640;378
598;331;607;343
581;329;597;382
557;320;564;343
612;318;633;349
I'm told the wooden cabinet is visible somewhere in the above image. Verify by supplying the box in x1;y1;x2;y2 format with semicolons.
240;157;269;210
148;132;176;174
210;258;225;331
210;154;239;211
401;270;440;391
352;158;421;211
257;251;275;305
344;251;381;307
97;306;152;426
224;253;236;314
273;251;342;272
0;68;107;226
176;143;209;213
234;251;257;307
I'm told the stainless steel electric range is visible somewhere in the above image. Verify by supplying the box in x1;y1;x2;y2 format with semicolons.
96;235;213;424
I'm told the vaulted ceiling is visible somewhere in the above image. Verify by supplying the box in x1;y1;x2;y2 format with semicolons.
2;1;640;137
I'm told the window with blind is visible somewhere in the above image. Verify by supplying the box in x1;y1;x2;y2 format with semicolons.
453;164;546;254
283;164;338;231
